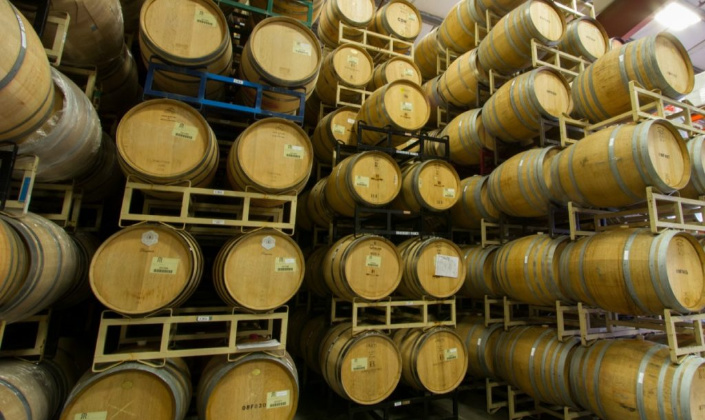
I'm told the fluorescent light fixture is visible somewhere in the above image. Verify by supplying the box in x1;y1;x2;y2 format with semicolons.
655;2;701;31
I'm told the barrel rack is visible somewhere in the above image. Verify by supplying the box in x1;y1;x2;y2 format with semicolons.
92;306;289;371
215;0;315;27
334;388;460;420
0;311;52;361
337;23;415;61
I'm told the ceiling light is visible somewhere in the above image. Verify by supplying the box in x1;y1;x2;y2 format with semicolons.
655;2;701;31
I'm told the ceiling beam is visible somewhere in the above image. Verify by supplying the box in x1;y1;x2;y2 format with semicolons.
596;0;668;37
419;10;443;27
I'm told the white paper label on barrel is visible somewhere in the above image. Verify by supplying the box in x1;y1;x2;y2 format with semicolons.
275;257;297;272
408;13;417;21
195;8;217;26
403;68;415;77
638;372;644;384
150;257;179;275
444;348;458;361
435;255;459;278
333;124;347;135
624;251;629;260
477;338;482;346
366;255;382;267
348;55;359;66
351;357;368;371
355;175;370;187
401;102;414;112
293;41;313;56
443;188;456;198
141;231;159;247
74;412;108;420
530;347;536;357
172;123;198;141
266;390;290;409
348;118;356;125
284;144;305;159
262;236;276;250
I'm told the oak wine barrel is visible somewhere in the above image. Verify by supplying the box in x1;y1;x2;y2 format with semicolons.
305;178;335;229
369;56;422;90
0;218;28;309
120;0;146;34
394;160;461;212
422;76;447;127
438;49;488;108
476;0;526;17
250;0;324;24
680;135;705;198
97;44;141;115
397;237;465;299
300;315;329;374
557;17;609;62
304;245;329;298
0;359;63;420
609;37;626;50
434;109;494;165
317;0;376;48
76;132;124;203
367;0;422;54
460;245;501;299
456;317;503;378
437;0;485;55
450;176;500;229
312;107;358;163
414;28;446;81
315;44;374;105
57;232;101;309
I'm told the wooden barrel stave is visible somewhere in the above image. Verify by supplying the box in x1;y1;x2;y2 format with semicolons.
460;245;501;299
456;317;503;378
438;49;488;108
414;28;446;81
317;0;376;48
369;56;422;91
97;44;142;115
312;107;358;163
300;315;329;374
394;160;461;212
304;245;330;297
305;178;335;228
367;0;421;54
557;17;609;62
437;0;485;55
680;135;705;198
397;237;465;299
0;359;62;420
437;109;494;165
315;44;374;105
450;176;500;229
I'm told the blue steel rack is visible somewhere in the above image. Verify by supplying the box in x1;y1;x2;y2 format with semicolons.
215;0;314;27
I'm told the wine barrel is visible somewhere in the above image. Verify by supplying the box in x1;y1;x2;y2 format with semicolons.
548;120;690;208
494;326;579;407
324;151;402;217
323;234;402;301
558;228;705;316
320;323;402;405
450;176;500;229
51;0;124;68
0;359;62;420
97;44;141;115
481;67;571;143
286;307;311;357
18;68;103;183
117;99;219;190
60;359;191;420
369;56;422;90
476;0;527;17
317;0;376;48
438;49;488;108
57;232;101;309
460;245;501;299
198;353;299;420
227;118;313;203
213;229;304;311
572;33;694;122
0;218;28;309
477;0;566;75
300;315;329;374
315;44;374;105
437;0;485;55
422;76;447;128
0;0;55;143
494;234;570;306
304;245;329;298
557;17;609;62
393;327;468;394
456;317;503;378
570;339;705;420
367;0;422;54
394;160;461;212
76;132;124;203
296;190;314;230
140;0;232;97
354;80;430;146
250;0;324;24
680;135;705;199
305;178;335;229
397;237;465;299
487;147;558;217
120;0;146;34
434;109;494;165
312;107;358;163
90;224;203;316
414;28;445;80
609;37;626;50
0;213;79;324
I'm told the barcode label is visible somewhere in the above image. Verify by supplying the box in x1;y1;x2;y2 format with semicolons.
197;316;212;322
212;219;225;225
284;144;304;159
149;257;179;275
275;257;297;272
266;390;290;409
194;8;217;26
172;122;197;141
351;357;368;371
213;190;225;195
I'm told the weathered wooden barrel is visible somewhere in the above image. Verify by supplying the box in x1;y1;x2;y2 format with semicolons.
0;359;63;420
315;44;374;104
320;323;402;405
324;151;402;217
397;237;465;299
437;0;485;55
312;107;358;163
476;0;527;16
494;234;570;306
487;147;558;217
393;327;468;394
305;178;335;229
117;99;218;191
414;28;446;80
422;76;447;127
0;0;55;143
98;44;141;114
250;0;324;24
548;120;690;208
323;234;402;301
558;228;705;316
369;56;422;90
140;0;232;97
354;80;430;146
494;326;579;407
304;245;330;298
57;232;101;309
557;17;609;62
0;218;28;309
438;49;488;108
51;0;124;68
456;317;503;378
17;68;103;183
570;339;705;420
0;213;79;324
60;358;191;420
367;0;422;54
227;118;313;202
432;109;494;165
481;67;571;142
394;160;461;212
460;245;501;299
317;0;376;48
90;224;202;316
120;0;146;34
198;353;299;420
300;315;329;374
76;132;124;203
451;176;501;229
572;33;694;122
213;229;304;311
477;0;566;75
680;135;705;198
